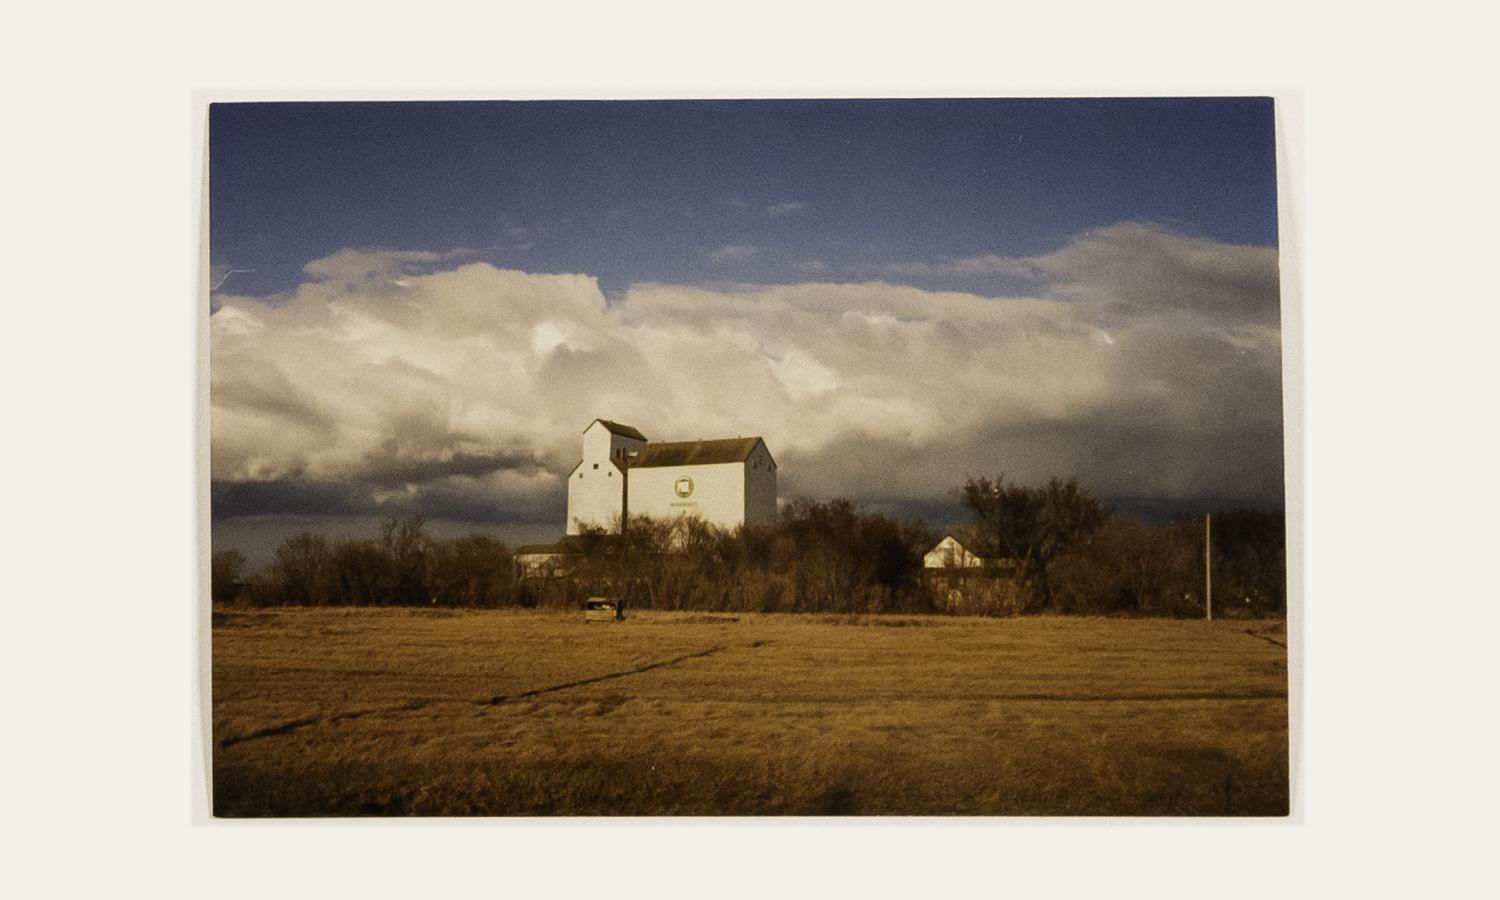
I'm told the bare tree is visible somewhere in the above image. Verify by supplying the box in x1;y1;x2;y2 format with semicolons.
211;549;247;603
270;533;333;606
380;516;431;605
957;475;1107;608
330;539;385;605
429;535;514;607
1050;518;1197;615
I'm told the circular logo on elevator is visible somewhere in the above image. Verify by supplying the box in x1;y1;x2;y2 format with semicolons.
674;476;695;498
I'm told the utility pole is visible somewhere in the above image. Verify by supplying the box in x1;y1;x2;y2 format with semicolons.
1205;513;1213;621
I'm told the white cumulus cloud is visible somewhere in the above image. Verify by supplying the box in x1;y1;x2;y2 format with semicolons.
211;223;1284;528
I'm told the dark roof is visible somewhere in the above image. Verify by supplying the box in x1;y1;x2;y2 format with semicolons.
631;437;765;468
588;418;647;441
515;542;568;556
515;535;611;556
929;534;1017;564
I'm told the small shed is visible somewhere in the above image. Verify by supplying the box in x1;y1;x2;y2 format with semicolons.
584;597;623;622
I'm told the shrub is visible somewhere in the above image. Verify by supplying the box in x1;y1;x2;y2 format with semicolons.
211;549;248;603
1050;519;1199;616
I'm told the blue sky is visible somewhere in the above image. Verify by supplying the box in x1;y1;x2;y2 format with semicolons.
209;99;1283;564
211;99;1277;299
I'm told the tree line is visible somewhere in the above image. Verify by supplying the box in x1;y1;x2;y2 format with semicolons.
212;517;517;608
952;476;1283;615
212;477;1285;617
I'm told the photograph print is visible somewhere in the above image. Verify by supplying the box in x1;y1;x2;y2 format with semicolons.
208;97;1288;816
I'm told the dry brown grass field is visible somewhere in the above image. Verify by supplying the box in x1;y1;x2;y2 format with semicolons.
211;608;1288;816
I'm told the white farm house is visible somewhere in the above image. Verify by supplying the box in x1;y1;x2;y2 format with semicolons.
566;418;777;534
923;534;987;569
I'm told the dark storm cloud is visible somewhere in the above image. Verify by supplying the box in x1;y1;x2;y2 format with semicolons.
212;476;563;526
779;408;1283;516
210;363;337;436
211;479;378;520
356;448;550;487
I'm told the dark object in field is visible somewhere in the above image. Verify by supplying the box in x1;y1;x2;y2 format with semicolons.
584;597;623;622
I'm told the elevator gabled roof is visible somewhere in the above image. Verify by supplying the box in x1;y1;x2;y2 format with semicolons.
587;418;648;441
630;437;768;468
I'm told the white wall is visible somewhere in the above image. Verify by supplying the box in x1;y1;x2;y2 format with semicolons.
743;440;778;527
566;459;625;534
568;425;776;534
629;462;746;530
583;421;646;467
924;535;983;568
567;421;646;533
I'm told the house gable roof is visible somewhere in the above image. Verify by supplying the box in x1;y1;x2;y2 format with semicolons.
515;542;568;556
586;418;648;441
930;534;989;556
631;436;765;468
926;534;1019;567
515;534;619;556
